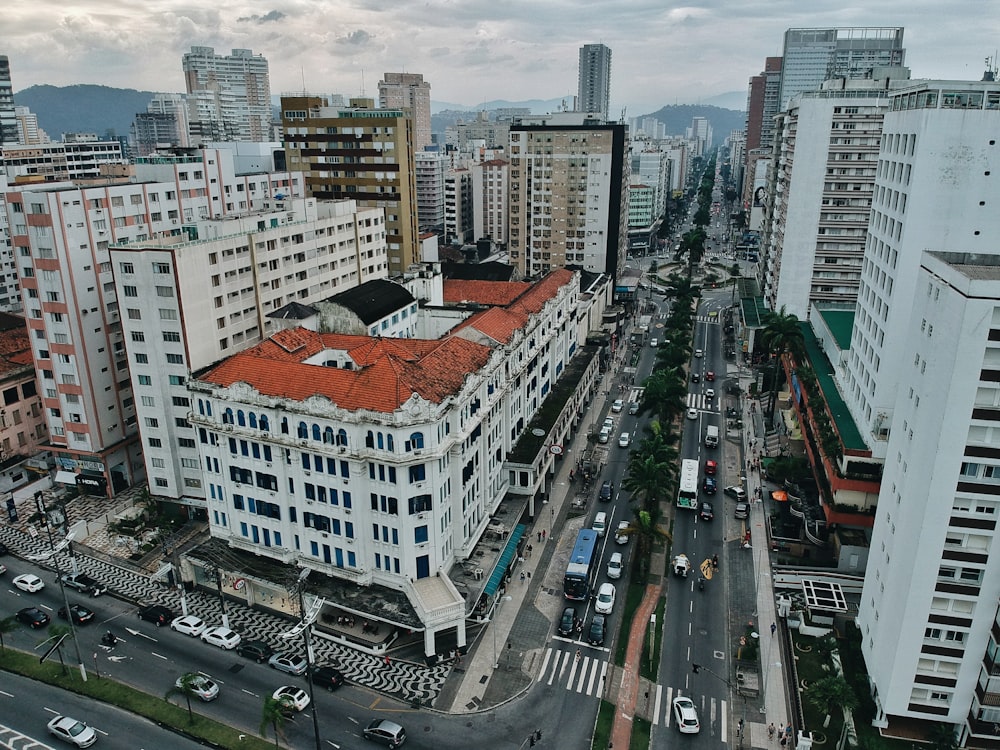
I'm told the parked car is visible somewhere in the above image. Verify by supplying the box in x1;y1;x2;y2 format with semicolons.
557;606;576;637
595;583;616;615
201;626;242;650
272;685;310;713
269;652;309;676
735;502;750;520
607;552;623;580
12;573;45;593
602;417;614;431
311;665;345;691
611;399;624;413
0;542;8;556
0;563;6;576
599;481;613;502
176;672;220;702
703;476;717;495
47;715;97;748
725;485;747;501
700;502;715;521
60;572;108;597
236;639;275;662
137;604;175;626
170;615;207;637
16;606;50;629
363;718;407;748
588;614;606;646
57;603;95;625
672;695;700;734
598;428;611;444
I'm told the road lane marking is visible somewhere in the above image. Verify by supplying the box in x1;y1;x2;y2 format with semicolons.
151;652;168;660
652;684;662;724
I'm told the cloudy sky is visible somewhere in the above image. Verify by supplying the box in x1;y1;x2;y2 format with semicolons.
6;1;1000;114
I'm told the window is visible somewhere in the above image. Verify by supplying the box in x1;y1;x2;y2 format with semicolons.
137;375;151;385
166;354;184;365
131;331;145;342
163;331;181;342
123;285;138;297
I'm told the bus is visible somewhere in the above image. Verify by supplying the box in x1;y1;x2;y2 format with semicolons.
564;529;600;601
678;458;699;509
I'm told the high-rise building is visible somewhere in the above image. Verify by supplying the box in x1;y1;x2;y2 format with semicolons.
779;27;905;110
471;158;509;245
282;95;420;274
182;47;272;142
745;57;783;156
577;44;612;121
0;55;17;146
132;94;190;156
13;106;47;145
378;73;432;151
444;167;473;246
508;113;629;279
414;150;446;234
838;79;1000;744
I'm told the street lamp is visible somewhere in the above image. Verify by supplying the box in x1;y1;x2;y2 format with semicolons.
692;662;748;748
492;595;512;669
283;568;324;750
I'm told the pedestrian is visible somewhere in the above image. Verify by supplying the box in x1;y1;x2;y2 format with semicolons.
786;723;793;738
542;529;547;541
575;649;581;662
384;654;391;667
780;737;787;748
527;543;533;558
526;571;531;580
771;622;777;636
537;531;542;543
768;723;776;740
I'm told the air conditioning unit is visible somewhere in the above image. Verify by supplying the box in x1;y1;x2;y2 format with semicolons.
339;447;346;454
303;470;311;476
344;509;351;515
321;533;329;538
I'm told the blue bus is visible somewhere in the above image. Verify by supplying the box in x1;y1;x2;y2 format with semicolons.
564;529;600;600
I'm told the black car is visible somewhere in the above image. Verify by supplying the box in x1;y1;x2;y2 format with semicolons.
17;606;50;628
0;541;8;556
703;476;717;495
137;604;175;626
587;614;606;646
699;502;715;521
557;606;576;637
58;603;95;625
599;481;613;502
236;639;275;662
311;665;345;691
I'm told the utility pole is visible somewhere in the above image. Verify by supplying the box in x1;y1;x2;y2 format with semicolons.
692;662;747;748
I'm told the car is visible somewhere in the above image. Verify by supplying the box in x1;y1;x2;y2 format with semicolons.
618;432;631;448
12;573;45;593
137;604;175;626
735;502;750;520
615;521;630;544
704;459;718;475
705;388;715;400
201;626;241;650
60;572;108;597
598;428;611;444
607;551;623;580
588;614;606;646
269;652;309;676
311;665;345;691
650;338;658;348
703;476;717;494
557;606;576;637
725;485;748;501
272;685;310;713
602;417;614;430
705;370;715;381
176;672;220;702
700;502;715;521
0;563;6;575
599;481;613;502
170;615;207;636
47;715;97;748
611;399;624;413
691;372;700;383
628;401;640;415
694;349;703;358
672;695;700;734
58;603;95;625
16;606;50;628
686;408;699;420
363;718;407;748
237;639;275;662
595;582;616;615
0;541;8;555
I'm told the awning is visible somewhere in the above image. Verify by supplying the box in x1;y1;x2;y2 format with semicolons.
484;523;528;597
54;471;78;485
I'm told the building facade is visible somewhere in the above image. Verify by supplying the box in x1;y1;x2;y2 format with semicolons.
414;151;446;235
0;56;16;147
182;47;272;143
1;139;126;182
471;158;509;246
577;44;612;121
378;73;432;151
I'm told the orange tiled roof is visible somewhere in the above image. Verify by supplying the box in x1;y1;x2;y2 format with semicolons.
443;279;531;306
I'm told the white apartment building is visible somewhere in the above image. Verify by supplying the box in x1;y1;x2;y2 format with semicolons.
628;184;655;228
0;139;126;182
631;148;671;219
2;148;303;495
182;47;272;143
471;158;509;245
188;268;580;658
846;80;1000;745
109;198;388;505
444;168;473;246
378;73;432;151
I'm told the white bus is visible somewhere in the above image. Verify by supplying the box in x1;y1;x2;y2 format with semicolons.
677;458;699;510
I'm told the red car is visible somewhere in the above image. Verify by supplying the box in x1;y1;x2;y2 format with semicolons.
704;459;718;475
705;371;715;381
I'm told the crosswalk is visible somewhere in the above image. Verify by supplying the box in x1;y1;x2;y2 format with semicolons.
654;685;728;739
687;393;715;411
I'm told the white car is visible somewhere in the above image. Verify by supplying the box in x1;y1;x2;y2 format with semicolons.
705;388;715;400
607;552;623;579
273;685;310;712
611;399;624;413
200;626;242;650
694;349;703;358
618;432;631;448
650;338;658;348
672;695;700;734
47;715;97;748
269;652;309;676
13;573;45;593
595;582;616;614
176;672;220;702
686;408;699;420
170;615;207;637
603;417;614;431
615;521;631;544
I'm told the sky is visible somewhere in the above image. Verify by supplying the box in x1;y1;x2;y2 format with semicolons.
5;0;1000;115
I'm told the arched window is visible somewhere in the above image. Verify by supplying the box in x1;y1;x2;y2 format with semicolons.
323;427;335;445
311;424;321;441
198;399;205;416
260;415;270;432
236;410;246;427
297;421;308;439
223;408;234;425
408;432;425;450
365;430;375;448
337;429;348;447
248;413;258;429
205;401;212;417
376;432;384;450
386;434;394;451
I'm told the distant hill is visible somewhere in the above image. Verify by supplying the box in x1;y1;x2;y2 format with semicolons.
637;104;745;141
14;85;161;140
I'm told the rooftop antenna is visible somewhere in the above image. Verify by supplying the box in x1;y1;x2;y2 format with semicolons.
300;66;306;94
360;69;366;97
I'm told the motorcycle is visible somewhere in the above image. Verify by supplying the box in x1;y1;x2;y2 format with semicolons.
101;631;117;647
698;578;705;591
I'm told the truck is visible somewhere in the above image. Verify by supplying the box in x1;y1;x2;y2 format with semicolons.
580;445;608;482
704;424;719;448
60;571;108;597
671;554;692;578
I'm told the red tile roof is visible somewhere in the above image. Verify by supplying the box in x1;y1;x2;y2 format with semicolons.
443;280;531;306
199;269;576;413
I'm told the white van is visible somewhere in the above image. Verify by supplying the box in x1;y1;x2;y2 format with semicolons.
593;512;608;537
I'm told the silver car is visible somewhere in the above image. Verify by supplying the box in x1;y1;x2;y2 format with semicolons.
269;652;308;676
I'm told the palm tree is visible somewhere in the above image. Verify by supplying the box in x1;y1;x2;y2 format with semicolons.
166;672;201;723
37;624;71;676
641;369;687;424
623;454;673;512
0;615;17;652
805;674;859;717
624;508;672;581
927;723;959;750
759;306;805;423
260;695;290;748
